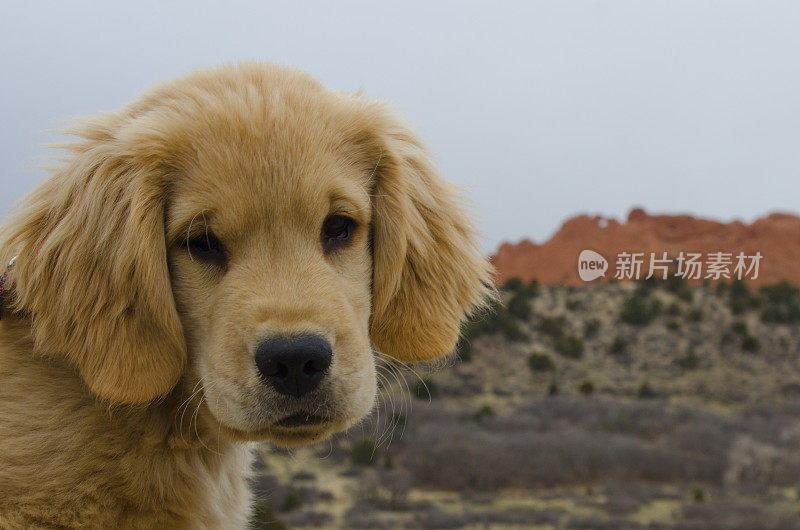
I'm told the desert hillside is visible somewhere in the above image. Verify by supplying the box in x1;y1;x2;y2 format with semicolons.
250;277;800;529
492;209;800;287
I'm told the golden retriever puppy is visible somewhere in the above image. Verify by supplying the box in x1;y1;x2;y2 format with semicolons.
0;62;492;528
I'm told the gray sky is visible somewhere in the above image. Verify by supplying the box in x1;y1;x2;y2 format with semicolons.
2;1;799;252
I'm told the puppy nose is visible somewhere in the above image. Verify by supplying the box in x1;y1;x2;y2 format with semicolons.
254;335;332;397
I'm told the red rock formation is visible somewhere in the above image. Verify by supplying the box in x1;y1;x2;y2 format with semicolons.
492;209;800;287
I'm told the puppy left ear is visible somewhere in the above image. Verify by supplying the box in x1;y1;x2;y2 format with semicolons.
364;106;495;362
1;119;186;403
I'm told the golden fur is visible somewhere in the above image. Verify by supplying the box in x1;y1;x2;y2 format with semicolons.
0;62;492;528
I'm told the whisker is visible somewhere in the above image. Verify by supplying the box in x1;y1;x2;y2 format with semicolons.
177;376;209;446
384;365;410;442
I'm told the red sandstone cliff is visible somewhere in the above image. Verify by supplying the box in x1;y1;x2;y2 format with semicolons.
492;209;800;287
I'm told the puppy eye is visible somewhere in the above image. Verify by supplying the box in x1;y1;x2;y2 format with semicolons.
321;215;355;251
186;231;227;266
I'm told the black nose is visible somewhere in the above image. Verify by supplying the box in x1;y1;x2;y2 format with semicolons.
254;335;332;397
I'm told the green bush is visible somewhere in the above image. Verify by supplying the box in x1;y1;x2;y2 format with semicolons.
729;279;761;314
608;336;627;356
251;503;287;530
456;336;472;362
651;298;664;314
351;438;378;466
280;491;303;512
507;293;532;320
472;405;495;422
637;381;657;399
412;378;440;400
548;381;559;395
620;293;660;325
389;413;407;428
677;284;694;302
729;278;748;298
666;319;680;331
539;315;566;338
578;380;595;395
635;277;657;296
620;293;653;326
665;274;689;293
500;320;530;342
677;348;700;370
555;334;584;359
565;298;583;311
523;278;540;298
527;351;556;372
760;281;800;323
463;299;529;342
741;334;760;353
583;318;600;338
506;277;540;298
666;274;694;302
502;277;524;292
692;488;707;503
687;307;703;322
666;302;681;316
729;297;746;315
730;320;748;335
460;301;499;338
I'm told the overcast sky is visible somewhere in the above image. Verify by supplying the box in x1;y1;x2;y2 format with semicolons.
2;1;799;251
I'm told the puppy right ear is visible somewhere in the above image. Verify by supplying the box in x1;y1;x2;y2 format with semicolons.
0;116;186;404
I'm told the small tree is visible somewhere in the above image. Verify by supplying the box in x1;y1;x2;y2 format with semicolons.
523;278;540;297
527;352;556;372
507;293;532;320
583;318;600;338
687;307;703;322
555;334;584;359
608;336;627;356
456;336;473;362
472;405;495;422
620;293;659;325
760;281;800;323
351;438;378;466
677;348;700;370
412;378;440;400
637;381;657;399
731;320;748;335
741;334;760;353
502;277;524;292
251;504;287;530
565;298;583;311
540;315;566;338
279;491;303;512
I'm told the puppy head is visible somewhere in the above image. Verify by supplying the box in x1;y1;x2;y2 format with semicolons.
2;63;492;445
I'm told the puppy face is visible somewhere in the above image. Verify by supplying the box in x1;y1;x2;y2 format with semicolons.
165;107;378;444
2;63;493;447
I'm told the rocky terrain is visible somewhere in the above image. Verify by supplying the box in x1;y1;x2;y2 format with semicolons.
492;209;800;287
249;277;800;529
